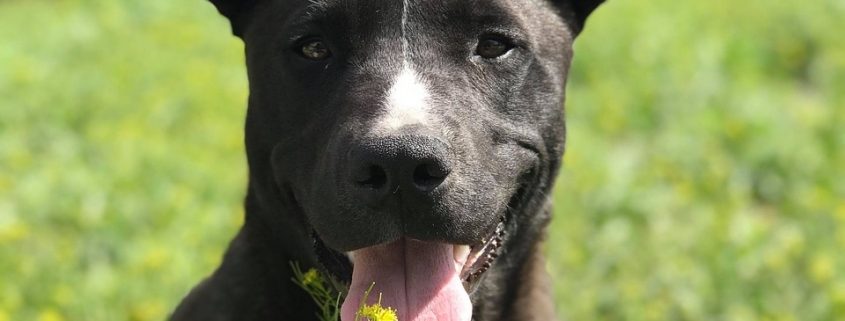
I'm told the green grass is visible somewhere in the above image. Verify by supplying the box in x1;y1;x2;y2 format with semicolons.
0;0;843;320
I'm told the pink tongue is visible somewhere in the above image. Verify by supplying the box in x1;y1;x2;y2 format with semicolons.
340;239;472;321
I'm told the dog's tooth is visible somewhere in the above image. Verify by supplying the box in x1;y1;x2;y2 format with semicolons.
453;245;471;269
345;251;356;265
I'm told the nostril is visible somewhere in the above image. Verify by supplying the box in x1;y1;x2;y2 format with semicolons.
412;162;449;191
354;165;388;189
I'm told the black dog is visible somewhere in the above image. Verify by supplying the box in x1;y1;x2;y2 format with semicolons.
171;0;603;320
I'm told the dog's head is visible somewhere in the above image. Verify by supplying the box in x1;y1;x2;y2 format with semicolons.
209;0;602;319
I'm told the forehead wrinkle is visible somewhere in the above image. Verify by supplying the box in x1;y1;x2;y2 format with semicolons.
304;0;330;21
282;0;338;45
304;0;330;13
286;0;335;28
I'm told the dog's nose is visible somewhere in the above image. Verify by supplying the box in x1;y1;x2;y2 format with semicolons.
347;135;451;205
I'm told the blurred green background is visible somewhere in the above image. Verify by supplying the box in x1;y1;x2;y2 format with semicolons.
1;0;843;320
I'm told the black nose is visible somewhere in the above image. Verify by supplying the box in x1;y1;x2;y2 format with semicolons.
348;135;452;205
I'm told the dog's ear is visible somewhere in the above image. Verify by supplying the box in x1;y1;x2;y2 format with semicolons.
208;0;259;37
549;0;606;35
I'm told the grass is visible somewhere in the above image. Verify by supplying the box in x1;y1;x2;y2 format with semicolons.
290;262;346;321
0;0;843;320
290;262;397;321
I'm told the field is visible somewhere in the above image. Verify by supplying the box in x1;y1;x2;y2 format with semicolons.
1;0;843;320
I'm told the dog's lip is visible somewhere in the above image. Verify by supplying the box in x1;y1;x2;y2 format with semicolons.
458;217;506;293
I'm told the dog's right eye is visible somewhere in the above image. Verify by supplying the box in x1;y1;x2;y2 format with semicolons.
476;37;514;59
299;39;331;60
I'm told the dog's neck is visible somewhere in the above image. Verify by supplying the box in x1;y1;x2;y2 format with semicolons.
169;187;321;320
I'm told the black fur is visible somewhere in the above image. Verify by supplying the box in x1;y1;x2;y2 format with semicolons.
171;1;604;320
548;0;605;34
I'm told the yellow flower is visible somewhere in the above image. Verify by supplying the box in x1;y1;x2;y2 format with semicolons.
357;303;398;321
302;268;322;287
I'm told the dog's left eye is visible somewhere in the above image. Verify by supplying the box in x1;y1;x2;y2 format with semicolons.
476;38;513;59
299;39;331;60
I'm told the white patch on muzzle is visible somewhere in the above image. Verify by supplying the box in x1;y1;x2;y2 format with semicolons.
379;66;430;130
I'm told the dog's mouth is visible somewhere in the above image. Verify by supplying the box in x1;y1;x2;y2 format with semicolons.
306;179;532;321
303;164;534;321
457;216;505;293
312;215;507;290
309;214;507;321
338;219;505;321
311;212;505;288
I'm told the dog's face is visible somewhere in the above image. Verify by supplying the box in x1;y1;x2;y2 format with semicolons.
209;0;601;319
